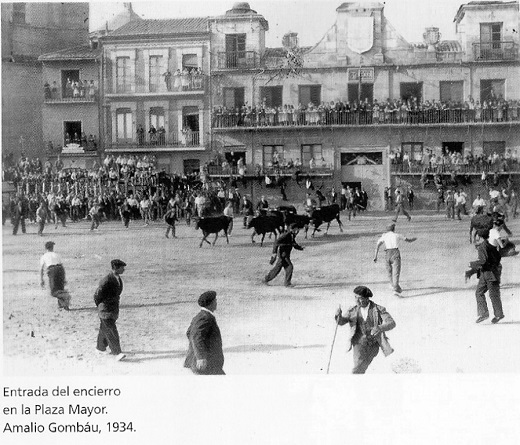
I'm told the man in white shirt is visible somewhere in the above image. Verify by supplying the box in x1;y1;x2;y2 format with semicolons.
40;241;69;309
472;194;486;214
374;223;417;295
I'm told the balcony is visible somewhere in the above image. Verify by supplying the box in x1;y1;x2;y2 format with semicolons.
207;164;333;177
216;51;258;69
44;92;97;104
106;74;206;95
473;41;518;61
212;107;520;129
106;132;202;151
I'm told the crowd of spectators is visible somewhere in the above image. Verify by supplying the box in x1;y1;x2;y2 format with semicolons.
162;67;204;92
392;148;519;174
44;78;98;101
212;97;520;128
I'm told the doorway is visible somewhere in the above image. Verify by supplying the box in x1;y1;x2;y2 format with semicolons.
64;121;82;145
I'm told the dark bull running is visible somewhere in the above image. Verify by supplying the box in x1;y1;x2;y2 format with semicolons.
247;212;284;246
309;204;344;237
194;216;230;248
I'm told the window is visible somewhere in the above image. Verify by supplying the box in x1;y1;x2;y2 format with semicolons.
149;107;164;130
61;70;80;98
340;152;383;165
182;54;198;71
223;87;245;110
64;121;82;145
183;159;200;175
482;141;506;157
400;82;423;102
480;79;505;102
263;145;284;167
347;84;374;103
183;106;200;145
442;142;464;155
401;143;424;162
116;109;133;141
299;85;321;107
116;57;131;93
225;34;246;68
12;3;26;24
301;144;322;166
260;86;283;108
480;23;502;48
440;81;463;103
149;56;163;92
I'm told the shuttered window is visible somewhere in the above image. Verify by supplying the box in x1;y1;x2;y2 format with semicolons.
298;85;321;106
440;81;464;102
260;86;283;108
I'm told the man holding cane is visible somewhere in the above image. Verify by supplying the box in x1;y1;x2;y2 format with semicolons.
334;286;395;374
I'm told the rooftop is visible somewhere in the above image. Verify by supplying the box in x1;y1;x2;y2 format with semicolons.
105;17;209;38
38;45;101;62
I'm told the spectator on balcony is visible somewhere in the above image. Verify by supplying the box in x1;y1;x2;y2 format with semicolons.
136;125;145;146
51;81;58;99
72;82;80;98
44;82;52;99
158;126;166;145
181;68;190;91
88;80;96;99
162;70;172;91
148;125;158;145
173;69;182;91
65;78;73;98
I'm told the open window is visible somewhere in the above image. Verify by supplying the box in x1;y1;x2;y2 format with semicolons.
64;121;82;145
400;82;423;102
61;70;80;98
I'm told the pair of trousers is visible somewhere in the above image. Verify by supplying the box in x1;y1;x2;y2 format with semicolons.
385;249;402;292
265;255;293;286
352;341;380;374
394;204;410;220
165;224;176;237
47;264;65;296
90;214;100;230
475;275;503;318
97;318;122;354
38;220;45;235
12;216;26;235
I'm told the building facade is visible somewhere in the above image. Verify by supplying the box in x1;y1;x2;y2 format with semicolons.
1;2;89;158
100;17;211;175
209;1;520;209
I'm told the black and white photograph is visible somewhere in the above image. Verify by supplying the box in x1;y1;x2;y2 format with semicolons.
2;0;520;443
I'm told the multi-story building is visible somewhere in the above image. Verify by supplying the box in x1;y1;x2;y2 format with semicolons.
1;2;90;158
210;1;520;209
37;4;140;169
100;16;211;174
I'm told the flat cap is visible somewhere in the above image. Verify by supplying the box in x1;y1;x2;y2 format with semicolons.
111;259;127;269
353;286;373;299
198;290;217;307
45;241;55;249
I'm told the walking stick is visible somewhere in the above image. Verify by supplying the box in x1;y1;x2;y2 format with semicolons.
326;305;341;374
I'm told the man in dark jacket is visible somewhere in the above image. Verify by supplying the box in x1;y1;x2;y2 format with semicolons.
264;224;304;287
465;229;504;324
184;291;225;375
95;259;127;360
241;195;254;228
335;286;396;374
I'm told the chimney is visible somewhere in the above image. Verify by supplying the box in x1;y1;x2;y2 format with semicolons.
282;32;299;49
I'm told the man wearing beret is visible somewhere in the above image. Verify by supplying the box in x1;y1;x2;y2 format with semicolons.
184;291;225;375
94;259;127;361
335;286;396;374
465;229;504;324
374;223;417;295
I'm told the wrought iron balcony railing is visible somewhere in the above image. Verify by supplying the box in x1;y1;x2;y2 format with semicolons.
109;131;201;149
473;41;518;61
107;74;206;95
216;51;258;69
212;107;520;128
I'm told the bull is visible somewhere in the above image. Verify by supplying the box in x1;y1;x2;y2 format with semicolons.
284;213;311;238
309;204;343;237
194;215;230;248
247;215;282;246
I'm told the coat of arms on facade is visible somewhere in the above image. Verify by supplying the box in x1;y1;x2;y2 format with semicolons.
347;16;374;54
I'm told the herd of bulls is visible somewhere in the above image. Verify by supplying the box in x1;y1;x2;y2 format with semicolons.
194;204;344;248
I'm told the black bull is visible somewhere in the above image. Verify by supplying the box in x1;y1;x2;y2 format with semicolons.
247;213;284;246
194;216;230;248
309;204;344;237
